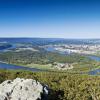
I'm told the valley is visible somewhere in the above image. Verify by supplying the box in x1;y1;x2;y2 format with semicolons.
0;38;100;100
0;38;100;75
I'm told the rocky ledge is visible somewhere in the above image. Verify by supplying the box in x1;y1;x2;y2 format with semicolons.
0;78;49;100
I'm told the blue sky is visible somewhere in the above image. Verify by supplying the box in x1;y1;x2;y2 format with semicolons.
0;0;100;38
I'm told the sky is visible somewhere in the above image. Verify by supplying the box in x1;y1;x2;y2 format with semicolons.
0;0;100;38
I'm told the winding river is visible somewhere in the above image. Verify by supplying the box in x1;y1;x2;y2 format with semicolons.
0;62;42;72
45;46;100;75
0;46;100;74
0;44;43;72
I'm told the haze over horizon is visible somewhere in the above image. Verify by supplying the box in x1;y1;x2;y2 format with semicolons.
0;0;100;38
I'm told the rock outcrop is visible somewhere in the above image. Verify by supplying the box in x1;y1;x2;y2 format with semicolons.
0;78;49;100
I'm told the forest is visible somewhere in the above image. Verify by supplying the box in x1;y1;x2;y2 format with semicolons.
0;69;100;100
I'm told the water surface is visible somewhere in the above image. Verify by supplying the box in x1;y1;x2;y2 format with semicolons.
88;56;100;61
0;62;42;72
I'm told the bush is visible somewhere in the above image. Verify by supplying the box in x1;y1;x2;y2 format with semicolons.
0;70;100;100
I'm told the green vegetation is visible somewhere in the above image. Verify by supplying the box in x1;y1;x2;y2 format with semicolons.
0;49;99;73
0;39;100;100
70;61;100;73
0;69;100;100
0;50;90;64
26;63;53;70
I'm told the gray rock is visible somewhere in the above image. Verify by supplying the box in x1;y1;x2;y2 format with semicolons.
0;78;49;100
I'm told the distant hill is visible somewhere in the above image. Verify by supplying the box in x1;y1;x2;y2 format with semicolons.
0;38;100;45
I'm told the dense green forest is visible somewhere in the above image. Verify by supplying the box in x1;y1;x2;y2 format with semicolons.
0;69;100;100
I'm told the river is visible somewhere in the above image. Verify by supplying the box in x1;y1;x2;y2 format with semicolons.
45;46;100;75
0;62;42;72
88;55;100;61
1;46;100;74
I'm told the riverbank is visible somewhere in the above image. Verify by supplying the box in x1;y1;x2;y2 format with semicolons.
0;62;44;72
1;61;100;75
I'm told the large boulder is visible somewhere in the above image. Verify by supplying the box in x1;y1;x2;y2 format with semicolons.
0;78;49;100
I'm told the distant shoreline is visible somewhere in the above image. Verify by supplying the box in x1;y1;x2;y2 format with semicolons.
0;37;100;39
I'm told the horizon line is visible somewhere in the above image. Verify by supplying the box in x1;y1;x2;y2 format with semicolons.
0;37;100;40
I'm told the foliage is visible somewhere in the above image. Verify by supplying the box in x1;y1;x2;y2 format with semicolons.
0;70;100;100
0;49;99;73
0;48;92;64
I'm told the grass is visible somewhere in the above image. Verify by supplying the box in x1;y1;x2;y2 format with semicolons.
26;63;53;70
